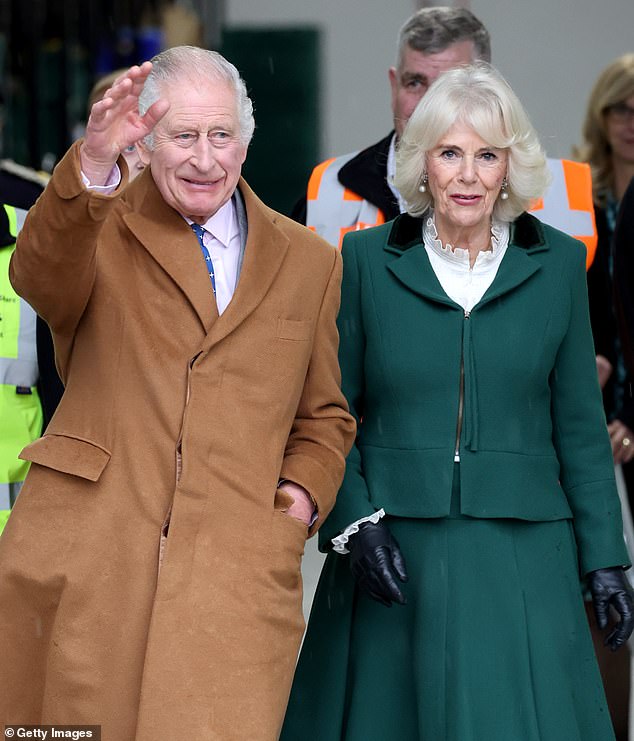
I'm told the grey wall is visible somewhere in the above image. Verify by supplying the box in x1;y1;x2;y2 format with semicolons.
226;0;411;156
478;0;634;159
227;0;634;160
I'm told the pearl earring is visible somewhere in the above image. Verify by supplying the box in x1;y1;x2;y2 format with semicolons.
418;173;428;194
500;177;509;200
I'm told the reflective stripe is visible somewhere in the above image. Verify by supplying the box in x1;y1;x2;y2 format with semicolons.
0;203;41;495
306;153;385;249
0;507;10;534
0;205;38;386
0;482;23;510
0;383;41;483
529;159;597;268
14;206;27;234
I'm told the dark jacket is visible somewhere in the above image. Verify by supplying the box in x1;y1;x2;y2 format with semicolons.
291;133;400;224
587;191;634;431
614;177;634;378
321;211;627;576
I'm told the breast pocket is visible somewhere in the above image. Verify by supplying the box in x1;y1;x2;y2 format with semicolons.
276;318;312;342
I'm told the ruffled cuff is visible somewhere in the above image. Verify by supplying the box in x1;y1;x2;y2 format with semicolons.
331;509;386;554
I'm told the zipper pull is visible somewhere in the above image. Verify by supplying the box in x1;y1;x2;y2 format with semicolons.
464;309;471;319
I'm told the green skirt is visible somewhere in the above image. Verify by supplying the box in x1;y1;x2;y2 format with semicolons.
281;469;615;741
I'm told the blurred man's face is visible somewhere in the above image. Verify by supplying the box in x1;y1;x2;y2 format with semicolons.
389;40;476;138
139;78;247;224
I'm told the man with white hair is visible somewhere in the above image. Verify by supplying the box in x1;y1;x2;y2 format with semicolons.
0;46;355;741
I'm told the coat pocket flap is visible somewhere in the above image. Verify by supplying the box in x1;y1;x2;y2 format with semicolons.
19;434;111;481
277;318;312;341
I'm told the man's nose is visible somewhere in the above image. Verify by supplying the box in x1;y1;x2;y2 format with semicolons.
190;139;215;169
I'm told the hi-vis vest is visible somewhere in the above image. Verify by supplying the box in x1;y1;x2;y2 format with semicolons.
0;204;42;533
306;154;597;269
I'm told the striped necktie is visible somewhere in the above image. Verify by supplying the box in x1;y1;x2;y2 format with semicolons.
190;223;217;294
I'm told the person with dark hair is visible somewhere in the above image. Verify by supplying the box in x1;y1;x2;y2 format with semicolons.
0;47;355;740
282;63;633;741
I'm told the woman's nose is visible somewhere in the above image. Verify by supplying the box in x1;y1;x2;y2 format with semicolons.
458;156;477;181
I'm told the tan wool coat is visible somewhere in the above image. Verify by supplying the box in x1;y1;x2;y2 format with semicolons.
0;140;355;740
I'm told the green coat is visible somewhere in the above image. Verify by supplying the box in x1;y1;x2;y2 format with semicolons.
320;211;627;575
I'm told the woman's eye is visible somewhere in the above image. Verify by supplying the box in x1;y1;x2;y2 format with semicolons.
440;149;458;160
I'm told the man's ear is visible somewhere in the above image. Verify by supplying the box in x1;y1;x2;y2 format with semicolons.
388;66;399;111
136;139;151;166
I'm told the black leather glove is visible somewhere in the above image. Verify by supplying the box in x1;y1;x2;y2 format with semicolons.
588;567;634;651
348;520;408;607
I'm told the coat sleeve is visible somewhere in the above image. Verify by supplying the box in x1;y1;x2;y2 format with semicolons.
550;240;629;575
278;247;356;536
317;232;381;548
9;140;125;340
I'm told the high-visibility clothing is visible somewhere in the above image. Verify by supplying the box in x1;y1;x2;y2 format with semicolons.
531;159;597;269
306;154;597;268
0;204;42;533
306;153;386;249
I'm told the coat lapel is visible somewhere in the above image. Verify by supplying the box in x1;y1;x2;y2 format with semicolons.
123;171;218;331
387;245;458;308
384;211;547;309
476;246;541;307
200;178;289;349
477;213;548;307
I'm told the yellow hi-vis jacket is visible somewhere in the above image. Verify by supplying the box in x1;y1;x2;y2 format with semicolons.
306;155;597;269
0;204;42;533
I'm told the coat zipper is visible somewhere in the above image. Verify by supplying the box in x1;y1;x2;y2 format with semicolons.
454;310;471;461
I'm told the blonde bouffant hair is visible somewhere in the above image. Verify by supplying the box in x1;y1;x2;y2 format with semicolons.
574;54;634;206
394;63;550;223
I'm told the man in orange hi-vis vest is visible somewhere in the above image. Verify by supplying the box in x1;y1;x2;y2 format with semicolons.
292;7;596;268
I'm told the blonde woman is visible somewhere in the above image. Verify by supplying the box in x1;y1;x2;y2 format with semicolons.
283;63;633;741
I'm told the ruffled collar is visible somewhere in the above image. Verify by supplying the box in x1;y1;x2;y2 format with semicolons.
422;210;509;267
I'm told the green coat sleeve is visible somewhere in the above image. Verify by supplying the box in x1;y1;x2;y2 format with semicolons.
551;242;629;575
318;232;380;548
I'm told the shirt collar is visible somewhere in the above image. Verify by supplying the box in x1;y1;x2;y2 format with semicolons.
183;197;237;249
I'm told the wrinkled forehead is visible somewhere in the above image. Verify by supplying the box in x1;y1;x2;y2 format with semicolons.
157;76;240;123
158;69;236;101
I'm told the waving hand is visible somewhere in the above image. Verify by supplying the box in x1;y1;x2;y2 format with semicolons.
80;62;170;185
